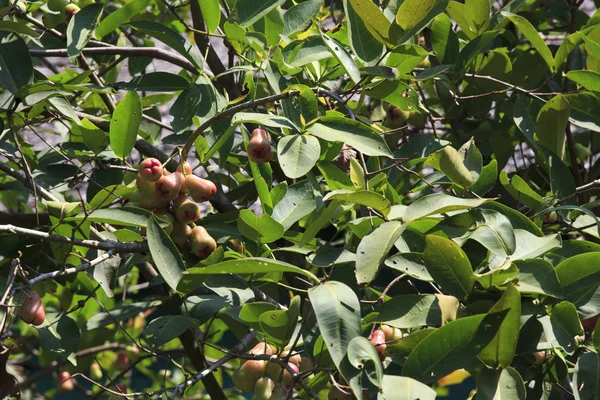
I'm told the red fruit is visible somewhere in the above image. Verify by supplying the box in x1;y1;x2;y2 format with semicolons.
248;129;273;163
58;371;74;392
64;3;79;20
155;172;184;201
114;350;129;371
249;342;276;355
369;330;387;354
18;291;45;326
173;194;201;224
267;362;298;386
189;226;217;258
582;314;600;334
184;175;216;203
139;158;164;182
232;360;266;392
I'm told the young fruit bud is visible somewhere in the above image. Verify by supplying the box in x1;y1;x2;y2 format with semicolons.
189;226;217;258
248;129;273;163
90;362;103;380
232;360;267;392
252;377;275;400
114;350;129;371
18;290;45;326
170;221;191;246
369;330;387;354
544;211;557;223
173;194;201;224
155;172;184;201
63;3;79;20
184;175;216;203
57;371;74;392
249;342;276;355
139;158;164;182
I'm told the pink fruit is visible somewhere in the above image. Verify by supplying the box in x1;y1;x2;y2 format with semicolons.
184;175;216;203
155;172;184;201
139;158;163;182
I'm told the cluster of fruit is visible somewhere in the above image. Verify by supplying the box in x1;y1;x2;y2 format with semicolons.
232;343;312;399
41;0;80;28
368;325;403;361
384;104;427;129
134;158;218;258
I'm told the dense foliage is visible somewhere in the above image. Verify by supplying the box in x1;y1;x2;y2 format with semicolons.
2;0;600;398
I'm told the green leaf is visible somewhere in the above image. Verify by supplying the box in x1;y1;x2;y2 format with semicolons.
424;235;474;299
283;0;321;35
567;70;600;92
320;31;361;84
342;0;384;63
233;112;299;131
147;215;186;292
476;367;526;400
66;207;160;227
347;0;398;46
66;3;103;57
178;258;319;293
308;281;361;367
515;259;563;298
535;94;570;159
381;375;437;400
373;294;443;328
84;301;163;331
301;201;342;245
347;336;384;387
563;91;600;133
199;0;221;32
239;302;279;331
0;21;40;37
431;14;459;65
110;91;142;159
402;311;507;383
235;0;285;28
115;72;190;92
499;171;543;210
309;116;392;157
395;0;449;44
385;253;433;281
544;301;584;355
277;135;321;179
129;20;203;68
282;84;318;128
281;36;332;67
573;353;600;400
272;180;317;230
403;193;494;222
503;12;554;72
478;284;521;368
258;295;300;347
355;221;405;284
0;33;32;95
144;315;196;348
237;209;284;243
555;253;600;306
37;313;80;363
428;146;477;188
95;0;149;39
323;190;391;216
465;0;490;35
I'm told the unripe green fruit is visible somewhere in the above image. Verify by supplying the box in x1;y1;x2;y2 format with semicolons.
139;158;164;182
155;172;184;201
90;362;102;380
384;105;410;128
57;371;74;392
170;221;191;246
232;360;266;392
416;57;431;69
184;175;216;203
47;0;68;11
42;12;65;28
248;128;273;163
252;377;275;400
544;211;557;224
189;226;217;259
63;3;79;20
381;324;403;342
408;111;427;128
173;194;200;224
18;290;45;326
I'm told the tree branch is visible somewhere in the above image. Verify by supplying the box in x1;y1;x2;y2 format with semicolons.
29;47;198;75
0;225;147;252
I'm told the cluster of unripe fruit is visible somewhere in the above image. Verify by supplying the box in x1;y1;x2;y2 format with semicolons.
134;158;218;258
368;325;403;361
17;290;45;326
232;342;311;399
42;0;80;28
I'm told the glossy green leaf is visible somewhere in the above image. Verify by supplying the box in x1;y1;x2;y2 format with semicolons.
235;0;285;28
66;3;103;57
84;301;162;331
465;0;490;35
373;294;442;328
514;259;563;298
283;0;321;35
555;253;600;305
347;336;383;386
380;375;437;400
355;221;405;284
66;207;160;227
110;90;142;159
237;209;284;243
534;94;570;159
144;315;196;348
403;193;494;222
320;31;361;84
272;180;317;230
0;33;32;95
347;0;398;46
476;367;526;400
309;116;392;157
478;284;521;368
342;0;384;63
95;0;149;38
503;12;554;71
199;0;221;32
424;235;474;299
259;296;300;347
147;215;186;291
324;189;391;217
37;313;80;363
402;311;507;383
277;134;321;179
567;70;600;92
250;160;273;215
499;171;543;210
428;146;477;188
543;301;584;355
308;281;361;368
573;353;600;400
395;0;449;44
0;21;40;37
233;112;299;131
